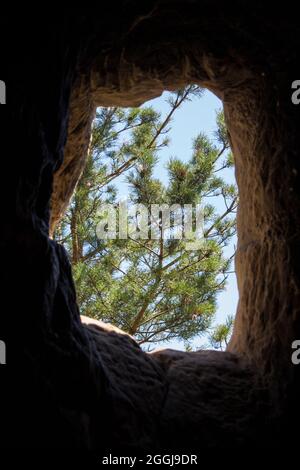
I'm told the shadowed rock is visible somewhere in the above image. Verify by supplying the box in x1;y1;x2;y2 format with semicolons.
0;3;300;449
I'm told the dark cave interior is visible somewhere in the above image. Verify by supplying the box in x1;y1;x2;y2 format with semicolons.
1;3;300;449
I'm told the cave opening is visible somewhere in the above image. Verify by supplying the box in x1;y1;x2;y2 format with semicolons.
53;86;238;352
2;5;299;449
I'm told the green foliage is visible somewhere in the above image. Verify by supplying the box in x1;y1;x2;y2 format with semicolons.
209;314;234;350
55;87;237;348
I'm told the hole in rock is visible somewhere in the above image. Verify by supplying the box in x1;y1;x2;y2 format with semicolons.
54;86;238;352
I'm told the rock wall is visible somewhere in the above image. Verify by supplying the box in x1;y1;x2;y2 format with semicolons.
1;3;300;449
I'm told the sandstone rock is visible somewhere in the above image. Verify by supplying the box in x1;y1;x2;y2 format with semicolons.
1;3;299;449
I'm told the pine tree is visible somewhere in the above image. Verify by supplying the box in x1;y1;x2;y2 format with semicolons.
209;315;234;350
55;86;237;348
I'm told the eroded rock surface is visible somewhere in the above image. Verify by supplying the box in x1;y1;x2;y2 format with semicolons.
1;3;300;449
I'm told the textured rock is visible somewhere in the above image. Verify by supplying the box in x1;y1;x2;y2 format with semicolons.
1;2;300;450
81;314;136;338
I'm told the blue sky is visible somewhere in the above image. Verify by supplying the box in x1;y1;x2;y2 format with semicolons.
114;89;238;350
